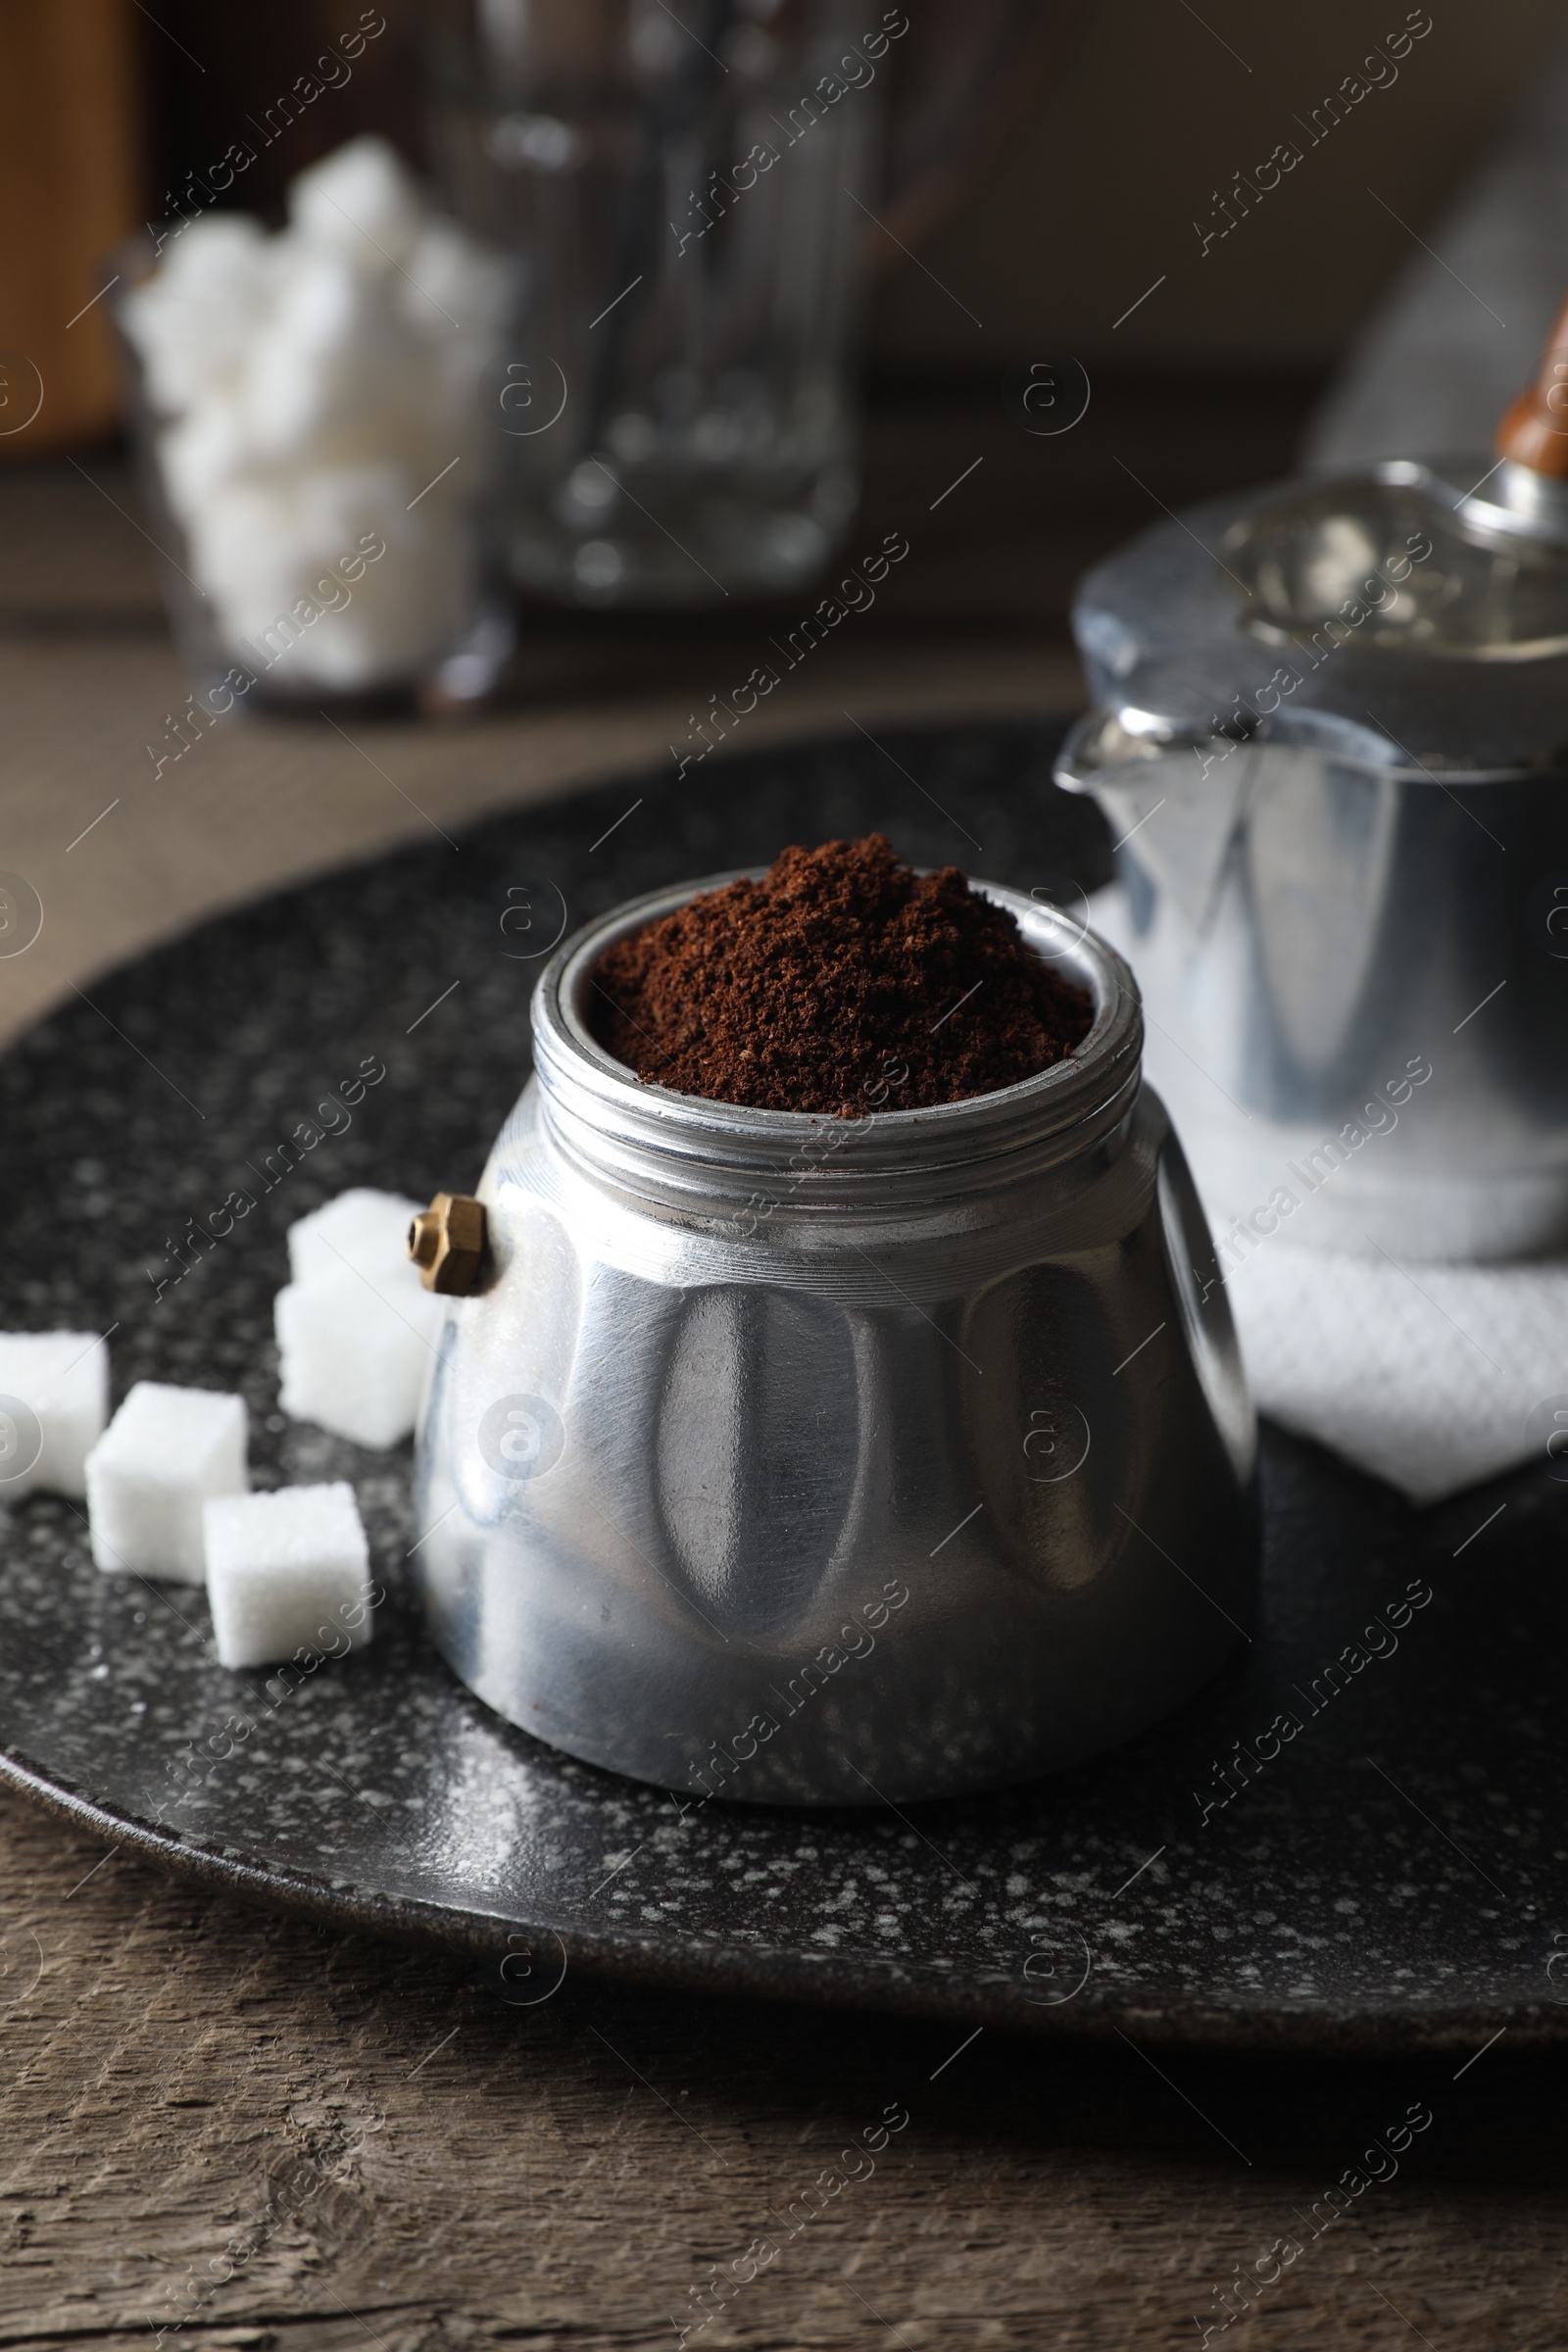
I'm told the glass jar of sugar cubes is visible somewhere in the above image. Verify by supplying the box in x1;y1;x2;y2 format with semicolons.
116;137;518;714
422;0;893;606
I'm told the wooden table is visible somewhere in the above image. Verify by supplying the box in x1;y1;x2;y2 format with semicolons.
9;378;1558;2352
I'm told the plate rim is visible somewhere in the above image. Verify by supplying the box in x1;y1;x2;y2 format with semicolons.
3;1738;1562;2057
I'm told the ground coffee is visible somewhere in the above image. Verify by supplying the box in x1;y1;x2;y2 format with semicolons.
588;834;1093;1115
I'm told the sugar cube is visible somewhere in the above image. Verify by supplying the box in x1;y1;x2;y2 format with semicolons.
240;251;402;463
0;1331;110;1500
286;1187;424;1285
276;1190;443;1449
157;396;251;528
275;1268;442;1450
120;215;271;413
85;1381;248;1582
204;1481;373;1670
287;136;424;267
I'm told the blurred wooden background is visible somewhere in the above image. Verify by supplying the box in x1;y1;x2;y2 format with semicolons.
4;0;1567;457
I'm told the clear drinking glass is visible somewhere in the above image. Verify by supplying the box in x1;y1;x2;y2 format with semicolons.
423;0;889;607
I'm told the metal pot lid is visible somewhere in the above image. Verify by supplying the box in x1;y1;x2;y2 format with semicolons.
1071;461;1568;779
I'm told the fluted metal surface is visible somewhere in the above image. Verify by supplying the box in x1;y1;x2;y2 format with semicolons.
411;878;1258;1805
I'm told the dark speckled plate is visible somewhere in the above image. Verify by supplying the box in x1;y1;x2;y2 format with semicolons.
2;722;1564;2051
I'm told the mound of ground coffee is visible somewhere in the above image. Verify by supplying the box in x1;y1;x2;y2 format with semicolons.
588;834;1093;1115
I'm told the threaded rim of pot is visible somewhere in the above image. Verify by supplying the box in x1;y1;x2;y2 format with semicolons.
525;872;1144;1213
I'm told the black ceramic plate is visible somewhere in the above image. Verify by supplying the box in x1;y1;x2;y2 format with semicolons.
2;722;1564;2051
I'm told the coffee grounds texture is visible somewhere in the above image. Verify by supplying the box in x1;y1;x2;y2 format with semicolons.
587;834;1094;1116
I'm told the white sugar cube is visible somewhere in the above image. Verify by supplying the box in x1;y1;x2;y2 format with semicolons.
121;216;272;413
157;209;271;301
275;1271;441;1448
288;136;423;266
301;492;472;684
204;1481;372;1670
240;251;412;462
85;1381;248;1582
294;512;471;686
276;1189;443;1448
188;462;473;691
0;1331;110;1500
287;1188;423;1284
157;396;251;527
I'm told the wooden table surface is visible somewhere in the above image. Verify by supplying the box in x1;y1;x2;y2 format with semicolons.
7;378;1560;2352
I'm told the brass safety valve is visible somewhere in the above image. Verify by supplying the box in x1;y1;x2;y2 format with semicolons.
408;1192;487;1294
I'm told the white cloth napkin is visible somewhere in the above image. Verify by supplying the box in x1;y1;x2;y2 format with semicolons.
1082;885;1568;1502
1220;1242;1568;1504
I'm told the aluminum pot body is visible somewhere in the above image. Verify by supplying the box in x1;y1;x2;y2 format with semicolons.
410;877;1258;1806
1060;725;1568;1260
1061;478;1568;1261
